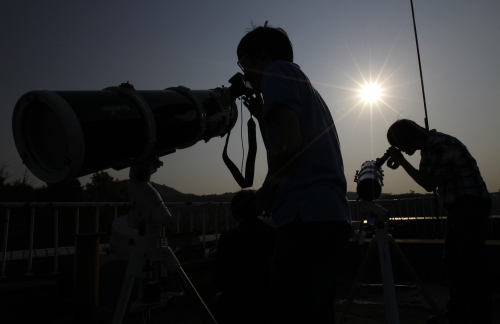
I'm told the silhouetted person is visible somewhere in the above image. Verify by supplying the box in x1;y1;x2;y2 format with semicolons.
386;119;492;324
214;190;276;324
236;22;351;324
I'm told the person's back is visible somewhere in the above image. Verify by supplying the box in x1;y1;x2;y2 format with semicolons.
260;59;350;226
215;190;276;324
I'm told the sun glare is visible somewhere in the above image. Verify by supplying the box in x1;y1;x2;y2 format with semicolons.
361;84;381;103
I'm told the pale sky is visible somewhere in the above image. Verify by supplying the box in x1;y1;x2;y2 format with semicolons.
1;0;499;196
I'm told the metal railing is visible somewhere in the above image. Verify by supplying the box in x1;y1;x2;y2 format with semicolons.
1;194;499;277
0;201;235;277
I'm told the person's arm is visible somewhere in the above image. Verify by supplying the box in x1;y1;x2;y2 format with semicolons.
256;104;303;212
388;149;445;192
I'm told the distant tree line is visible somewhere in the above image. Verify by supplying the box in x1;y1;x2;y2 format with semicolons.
0;162;128;203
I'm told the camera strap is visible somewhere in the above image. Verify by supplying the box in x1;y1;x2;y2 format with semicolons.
222;117;257;188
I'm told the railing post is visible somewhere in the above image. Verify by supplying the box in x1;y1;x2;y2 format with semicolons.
177;209;180;234
53;208;59;274
225;205;229;232
202;208;206;250
27;207;35;276
114;206;118;221
215;205;218;243
422;199;427;236
406;200;410;233
75;207;80;235
398;200;402;222
1;208;10;278
430;198;436;235
95;207;99;233
414;200;419;234
190;209;193;233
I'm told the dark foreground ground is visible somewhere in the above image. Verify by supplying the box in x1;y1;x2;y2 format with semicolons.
1;240;499;323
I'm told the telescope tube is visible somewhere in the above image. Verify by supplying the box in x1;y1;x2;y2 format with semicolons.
12;84;238;183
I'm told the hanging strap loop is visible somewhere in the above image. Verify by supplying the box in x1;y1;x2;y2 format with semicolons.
222;117;257;188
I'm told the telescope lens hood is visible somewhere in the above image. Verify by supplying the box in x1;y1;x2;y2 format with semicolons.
12;90;85;183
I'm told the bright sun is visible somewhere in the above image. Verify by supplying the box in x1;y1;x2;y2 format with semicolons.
361;84;381;102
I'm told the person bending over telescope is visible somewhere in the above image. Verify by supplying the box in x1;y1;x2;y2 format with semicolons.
386;119;492;324
214;190;276;324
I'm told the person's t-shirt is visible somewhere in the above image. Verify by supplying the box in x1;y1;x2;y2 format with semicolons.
261;60;351;227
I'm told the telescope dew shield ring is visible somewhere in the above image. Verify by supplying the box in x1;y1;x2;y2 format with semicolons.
12;90;86;183
165;86;206;149
103;85;156;164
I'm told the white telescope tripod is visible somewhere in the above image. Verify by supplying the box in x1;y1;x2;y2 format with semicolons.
110;158;218;324
340;201;447;324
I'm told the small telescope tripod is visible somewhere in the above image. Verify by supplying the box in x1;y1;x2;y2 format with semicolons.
111;158;218;324
339;201;447;324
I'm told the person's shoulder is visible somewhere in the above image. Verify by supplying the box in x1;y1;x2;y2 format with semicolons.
432;131;462;147
265;60;303;77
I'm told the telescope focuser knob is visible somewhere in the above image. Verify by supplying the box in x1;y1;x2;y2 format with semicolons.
119;81;135;89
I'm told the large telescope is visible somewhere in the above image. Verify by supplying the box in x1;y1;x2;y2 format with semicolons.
12;74;251;184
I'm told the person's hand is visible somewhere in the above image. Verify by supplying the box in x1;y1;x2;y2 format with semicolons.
242;94;264;120
386;147;405;169
256;184;277;217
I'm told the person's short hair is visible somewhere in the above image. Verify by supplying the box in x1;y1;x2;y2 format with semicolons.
237;23;293;63
387;119;428;147
231;190;258;220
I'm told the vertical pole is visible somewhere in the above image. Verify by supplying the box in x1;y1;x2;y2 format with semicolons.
95;207;99;233
190;209;193;233
399;200;402;222
225;205;229;232
53;208;59;274
27;207;35;276
74;207;80;286
430;198;436;235
377;238;400;324
410;0;429;130
75;207;80;235
1;208;10;278
177;209;180;234
410;0;442;237
406;200;411;234
114;206;117;221
215;205;218;243
422;199;427;236
202;208;206;250
414;200;419;234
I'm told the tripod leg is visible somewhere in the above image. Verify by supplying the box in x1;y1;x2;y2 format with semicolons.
112;275;136;324
391;242;448;323
377;238;400;324
339;239;377;322
161;247;218;324
112;249;145;324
